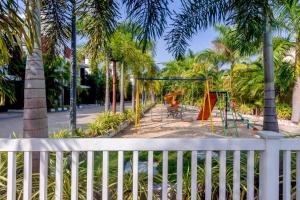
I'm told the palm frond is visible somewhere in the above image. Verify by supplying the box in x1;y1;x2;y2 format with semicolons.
123;0;170;52
0;0;36;62
41;0;71;55
78;0;119;59
166;0;229;59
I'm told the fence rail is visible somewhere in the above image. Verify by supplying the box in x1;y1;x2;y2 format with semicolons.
1;131;300;200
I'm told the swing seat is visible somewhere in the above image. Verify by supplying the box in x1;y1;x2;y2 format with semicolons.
167;105;182;119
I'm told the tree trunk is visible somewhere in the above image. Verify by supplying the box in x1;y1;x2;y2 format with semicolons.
112;60;117;113
262;15;279;132
291;34;300;123
132;78;136;111
70;0;77;134
105;52;110;112
151;88;155;102
120;62;124;113
24;0;48;172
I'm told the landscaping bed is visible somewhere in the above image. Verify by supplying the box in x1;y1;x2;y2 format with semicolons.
51;102;156;138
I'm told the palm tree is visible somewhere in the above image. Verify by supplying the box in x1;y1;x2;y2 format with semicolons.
166;0;281;132
105;51;110;112
112;59;117;113
78;0;118;113
24;0;48;138
278;0;300;123
120;62;125;112
70;0;77;134
23;0;48;172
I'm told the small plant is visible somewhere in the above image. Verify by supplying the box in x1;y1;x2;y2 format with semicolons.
86;109;135;137
276;103;292;120
51;128;84;138
238;104;253;115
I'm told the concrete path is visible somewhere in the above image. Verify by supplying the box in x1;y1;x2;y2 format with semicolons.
0;103;131;138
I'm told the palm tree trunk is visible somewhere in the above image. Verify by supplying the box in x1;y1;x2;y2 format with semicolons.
105;52;110;112
24;0;48;172
151;88;155;102
291;33;300;123
132;78;136;111
262;14;279;132
112;60;117;113
70;0;77;134
120;62;124;112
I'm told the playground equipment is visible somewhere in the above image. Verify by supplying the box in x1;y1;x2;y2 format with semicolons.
197;88;253;135
164;91;184;118
135;77;253;135
135;77;208;128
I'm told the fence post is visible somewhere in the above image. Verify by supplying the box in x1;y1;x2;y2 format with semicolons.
258;131;284;200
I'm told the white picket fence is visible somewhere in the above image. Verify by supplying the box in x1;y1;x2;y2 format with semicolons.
0;131;299;200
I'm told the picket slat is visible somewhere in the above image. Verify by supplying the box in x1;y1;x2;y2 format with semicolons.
177;151;183;200
283;150;291;200
233;151;240;200
23;152;32;200
205;151;212;200
102;151;109;200
247;151;254;200
87;151;94;200
219;151;226;200
55;152;63;200
117;151;124;200
133;151;139;200
7;152;16;200
71;152;79;200
40;152;48;200
191;151;197;200
162;151;168;200
148;151;154;200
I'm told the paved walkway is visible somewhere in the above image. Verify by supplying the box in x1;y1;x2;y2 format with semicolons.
118;104;257;138
0;103;131;138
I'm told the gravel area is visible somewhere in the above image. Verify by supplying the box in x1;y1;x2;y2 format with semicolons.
117;104;258;138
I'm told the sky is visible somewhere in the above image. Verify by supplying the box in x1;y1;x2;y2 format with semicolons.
154;28;218;65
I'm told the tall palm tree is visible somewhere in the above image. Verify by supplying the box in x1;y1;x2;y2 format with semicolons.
78;0;118;113
166;0;281;132
24;0;71;140
278;0;300;123
112;59;117;113
24;0;48;138
70;0;77;134
23;0;48;172
105;51;110;112
120;62;125;112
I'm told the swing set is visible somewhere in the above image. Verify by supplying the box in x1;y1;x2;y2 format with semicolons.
134;77;253;135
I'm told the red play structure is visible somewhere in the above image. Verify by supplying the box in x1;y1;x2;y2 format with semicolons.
197;93;217;120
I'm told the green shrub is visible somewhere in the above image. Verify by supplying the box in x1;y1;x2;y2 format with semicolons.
51;103;154;138
50;129;84;138
86;109;135;137
276;103;292;120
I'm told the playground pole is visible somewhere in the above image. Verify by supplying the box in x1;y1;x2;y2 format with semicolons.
206;80;214;132
225;92;228;129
